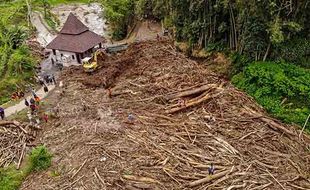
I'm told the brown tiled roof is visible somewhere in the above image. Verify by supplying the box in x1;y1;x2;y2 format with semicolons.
60;13;88;35
46;13;105;53
46;31;104;53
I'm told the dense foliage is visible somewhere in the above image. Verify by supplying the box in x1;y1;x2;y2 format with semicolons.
232;62;310;129
102;0;309;64
0;0;38;105
102;0;135;40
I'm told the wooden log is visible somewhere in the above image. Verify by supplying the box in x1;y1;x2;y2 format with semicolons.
260;117;295;136
166;89;224;114
94;168;106;189
243;106;295;136
0;121;20;127
123;175;159;184
188;166;234;187
0;121;28;134
165;84;217;100
16;143;26;170
71;159;88;179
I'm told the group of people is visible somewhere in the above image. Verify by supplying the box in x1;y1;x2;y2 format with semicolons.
24;90;41;115
0;74;56;121
40;74;56;86
11;91;25;100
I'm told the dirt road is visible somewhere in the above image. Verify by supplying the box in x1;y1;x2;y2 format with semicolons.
31;12;55;47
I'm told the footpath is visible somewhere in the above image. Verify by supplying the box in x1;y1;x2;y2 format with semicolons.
3;84;55;118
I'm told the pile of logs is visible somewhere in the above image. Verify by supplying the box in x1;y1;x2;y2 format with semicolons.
0;121;36;168
52;41;310;189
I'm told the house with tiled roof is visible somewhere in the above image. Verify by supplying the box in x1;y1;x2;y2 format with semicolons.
47;13;105;64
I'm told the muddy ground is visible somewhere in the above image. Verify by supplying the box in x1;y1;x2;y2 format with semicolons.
52;3;107;36
20;41;310;190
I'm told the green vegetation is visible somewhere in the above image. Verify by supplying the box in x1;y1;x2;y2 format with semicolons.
102;0;135;40
232;62;310;129
28;145;53;171
0;146;52;190
0;0;38;105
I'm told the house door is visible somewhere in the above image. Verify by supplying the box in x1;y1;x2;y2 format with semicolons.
76;53;81;64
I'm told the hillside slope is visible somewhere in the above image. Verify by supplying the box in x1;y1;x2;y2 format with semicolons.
21;41;310;190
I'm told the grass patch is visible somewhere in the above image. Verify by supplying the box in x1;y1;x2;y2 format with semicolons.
0;146;52;190
7;109;29;122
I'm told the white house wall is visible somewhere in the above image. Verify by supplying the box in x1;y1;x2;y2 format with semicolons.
52;50;80;67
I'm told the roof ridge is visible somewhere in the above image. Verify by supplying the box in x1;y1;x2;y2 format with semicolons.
60;13;89;35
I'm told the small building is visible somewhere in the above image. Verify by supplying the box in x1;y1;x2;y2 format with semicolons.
46;13;105;65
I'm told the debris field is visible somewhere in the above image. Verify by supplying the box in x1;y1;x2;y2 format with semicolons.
20;41;310;190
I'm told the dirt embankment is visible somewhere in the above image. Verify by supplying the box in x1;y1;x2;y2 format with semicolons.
21;41;310;190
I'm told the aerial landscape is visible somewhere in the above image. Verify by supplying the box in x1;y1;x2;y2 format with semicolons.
0;0;309;189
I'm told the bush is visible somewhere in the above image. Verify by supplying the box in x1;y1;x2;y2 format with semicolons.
28;145;52;172
0;146;52;190
232;61;310;129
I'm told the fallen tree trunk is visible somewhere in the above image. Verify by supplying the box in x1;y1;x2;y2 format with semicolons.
243;106;295;136
166;89;224;114
165;84;217;100
0;121;28;134
188;166;234;187
0;120;20;127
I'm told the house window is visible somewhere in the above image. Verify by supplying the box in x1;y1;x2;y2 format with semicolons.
72;55;75;59
61;53;63;57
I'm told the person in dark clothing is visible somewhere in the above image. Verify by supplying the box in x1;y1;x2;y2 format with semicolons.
25;99;29;107
30;104;37;114
39;79;45;86
0;107;4;120
30;98;35;105
43;85;49;93
44;75;49;84
208;163;215;175
52;75;56;85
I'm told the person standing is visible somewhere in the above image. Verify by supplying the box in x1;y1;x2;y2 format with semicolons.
30;104;37;115
0;107;5;120
43;84;49;93
42;113;48;123
30;97;35;105
24;99;29;107
34;95;41;105
208;163;215;175
52;75;56;85
39;78;45;86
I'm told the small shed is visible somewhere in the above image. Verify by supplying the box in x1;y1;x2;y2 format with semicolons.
46;13;105;64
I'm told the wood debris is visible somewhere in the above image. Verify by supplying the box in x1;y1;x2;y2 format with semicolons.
20;41;310;189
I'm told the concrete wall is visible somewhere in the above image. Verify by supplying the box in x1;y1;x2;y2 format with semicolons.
50;43;103;67
52;50;78;64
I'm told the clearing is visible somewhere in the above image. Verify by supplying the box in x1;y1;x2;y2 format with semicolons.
19;41;310;190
